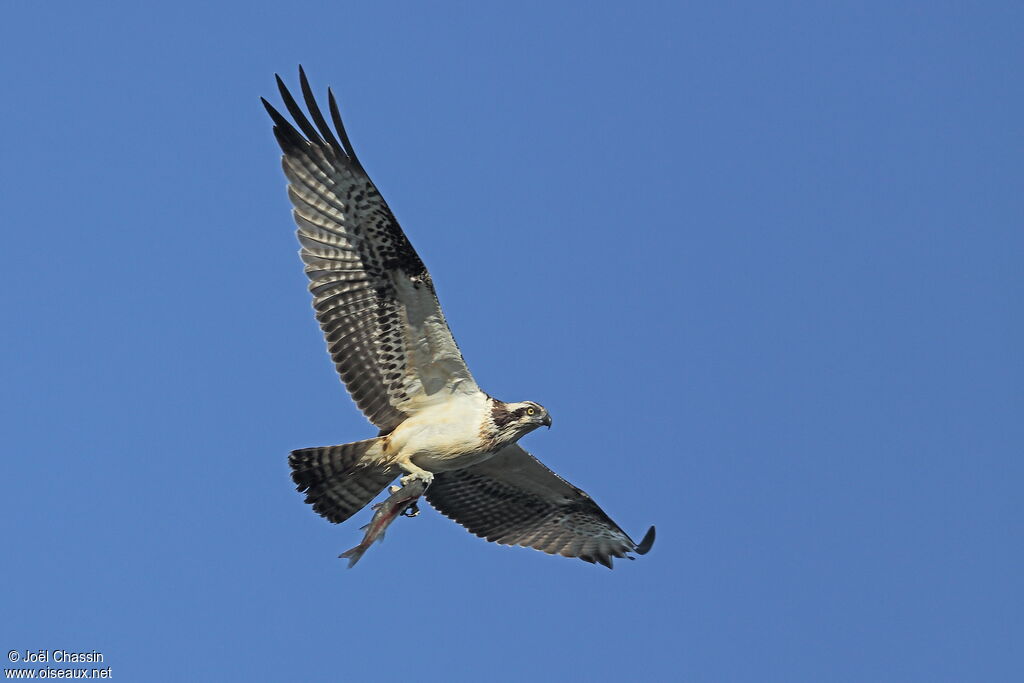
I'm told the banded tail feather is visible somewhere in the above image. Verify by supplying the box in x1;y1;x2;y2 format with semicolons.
288;440;397;524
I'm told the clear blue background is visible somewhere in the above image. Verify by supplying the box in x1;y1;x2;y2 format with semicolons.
2;2;1020;681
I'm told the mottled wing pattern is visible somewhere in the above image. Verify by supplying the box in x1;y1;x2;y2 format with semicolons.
263;69;478;432
426;445;656;568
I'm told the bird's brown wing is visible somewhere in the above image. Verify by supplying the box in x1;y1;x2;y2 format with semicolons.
264;68;478;433
426;444;655;568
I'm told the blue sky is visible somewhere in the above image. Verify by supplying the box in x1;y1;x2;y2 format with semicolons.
2;2;1020;681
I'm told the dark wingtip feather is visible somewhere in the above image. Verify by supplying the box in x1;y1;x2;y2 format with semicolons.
262;97;307;152
596;554;614;569
635;526;656;555
298;66;343;152
275;72;323;144
260;96;280;120
328;87;364;170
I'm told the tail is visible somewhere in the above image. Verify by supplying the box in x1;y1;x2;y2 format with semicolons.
338;543;370;568
288;439;397;524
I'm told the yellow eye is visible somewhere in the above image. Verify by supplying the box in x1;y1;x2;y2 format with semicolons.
527;407;535;415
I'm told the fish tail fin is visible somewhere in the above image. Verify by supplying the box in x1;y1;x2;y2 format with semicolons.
289;439;396;524
338;544;368;569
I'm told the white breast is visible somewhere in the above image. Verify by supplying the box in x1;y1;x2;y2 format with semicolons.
384;392;492;472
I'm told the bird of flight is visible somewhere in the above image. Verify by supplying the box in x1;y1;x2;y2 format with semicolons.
263;68;655;568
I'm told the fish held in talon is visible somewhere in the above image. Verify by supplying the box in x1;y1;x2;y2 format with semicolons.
338;480;427;568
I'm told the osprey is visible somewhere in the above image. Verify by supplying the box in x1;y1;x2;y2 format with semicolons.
263;68;655;568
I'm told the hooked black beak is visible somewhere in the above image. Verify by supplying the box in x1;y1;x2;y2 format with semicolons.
542;414;552;429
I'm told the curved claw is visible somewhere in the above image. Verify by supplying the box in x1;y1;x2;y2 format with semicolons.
401;500;421;518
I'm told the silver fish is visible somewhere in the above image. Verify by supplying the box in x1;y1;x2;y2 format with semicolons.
338;478;427;568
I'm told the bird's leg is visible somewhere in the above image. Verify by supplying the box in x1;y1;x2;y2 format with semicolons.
390;461;431;518
398;461;435;488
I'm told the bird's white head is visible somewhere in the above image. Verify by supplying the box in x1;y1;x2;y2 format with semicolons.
488;399;552;448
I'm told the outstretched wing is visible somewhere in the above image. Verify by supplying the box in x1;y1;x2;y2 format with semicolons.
426;445;655;568
263;68;478;432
